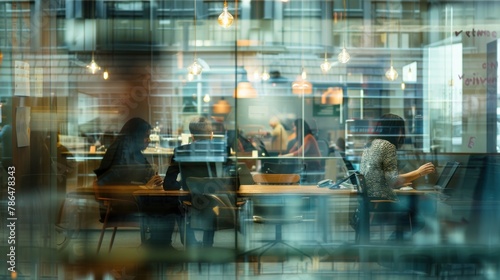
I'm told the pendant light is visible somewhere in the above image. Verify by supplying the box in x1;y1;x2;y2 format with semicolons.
338;0;350;64
86;0;101;74
385;60;398;81
87;54;101;74
188;0;203;75
320;51;332;73
218;0;234;28
213;97;232;114
292;68;312;95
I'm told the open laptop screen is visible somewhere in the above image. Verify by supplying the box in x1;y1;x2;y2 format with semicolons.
435;161;460;191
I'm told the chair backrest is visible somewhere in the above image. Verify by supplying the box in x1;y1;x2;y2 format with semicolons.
252;173;300;185
175;139;228;189
261;162;305;174
317;138;330;157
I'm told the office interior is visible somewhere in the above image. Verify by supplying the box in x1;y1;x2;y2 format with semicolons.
1;0;500;279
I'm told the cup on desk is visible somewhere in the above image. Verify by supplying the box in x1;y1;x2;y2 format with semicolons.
252;150;258;158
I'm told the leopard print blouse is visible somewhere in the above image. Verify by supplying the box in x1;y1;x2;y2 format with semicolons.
359;139;399;201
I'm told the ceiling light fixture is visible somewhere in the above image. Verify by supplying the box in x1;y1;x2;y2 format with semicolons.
103;69;109;80
213;97;232;114
188;0;203;75
86;1;101;74
87;53;101;74
338;0;350;64
218;0;234;28
292;68;312;95
234;81;258;98
385;60;399;81
320;52;332;73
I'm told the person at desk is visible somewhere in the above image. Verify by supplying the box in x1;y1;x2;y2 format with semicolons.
281;118;322;172
359;113;435;238
268;116;289;154
164;116;231;248
94;117;176;247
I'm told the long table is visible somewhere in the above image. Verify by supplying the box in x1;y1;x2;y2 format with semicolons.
132;185;432;244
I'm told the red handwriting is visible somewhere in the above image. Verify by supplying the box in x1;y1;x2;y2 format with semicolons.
455;29;497;38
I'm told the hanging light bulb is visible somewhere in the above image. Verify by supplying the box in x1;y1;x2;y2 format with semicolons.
203;94;211;103
338;46;350;64
385;64;399;81
338;0;350;64
253;70;261;82
218;1;234;28
188;59;203;76
261;70;270;81
301;68;307;80
187;0;203;75
103;69;109;80
320;53;332;73
87;55;101;74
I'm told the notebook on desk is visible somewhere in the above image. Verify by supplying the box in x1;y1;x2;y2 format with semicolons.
416;161;460;192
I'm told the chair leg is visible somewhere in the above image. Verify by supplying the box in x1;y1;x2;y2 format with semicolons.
108;227;118;253
97;227;105;253
97;205;111;253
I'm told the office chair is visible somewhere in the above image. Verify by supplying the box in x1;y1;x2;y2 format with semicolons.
93;179;144;253
244;173;312;272
174;139;232;247
352;173;412;244
184;177;240;246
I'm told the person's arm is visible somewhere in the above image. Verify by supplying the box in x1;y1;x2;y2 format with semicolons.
283;134;314;157
381;141;435;187
398;162;435;185
163;158;181;190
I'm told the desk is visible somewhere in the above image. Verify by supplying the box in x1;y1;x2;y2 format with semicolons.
136;186;434;245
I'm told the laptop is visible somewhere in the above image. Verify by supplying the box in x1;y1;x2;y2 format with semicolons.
416;161;460;192
236;163;255;185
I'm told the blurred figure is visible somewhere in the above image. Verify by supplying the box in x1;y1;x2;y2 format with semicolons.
94;118;176;248
94;117;162;187
164;116;232;247
334;137;346;156
360;113;435;239
281;118;322;172
268;116;289;153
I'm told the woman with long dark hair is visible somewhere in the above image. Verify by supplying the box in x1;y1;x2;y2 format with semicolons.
94;117;163;187
360;113;435;239
361;113;435;200
282;118;322;173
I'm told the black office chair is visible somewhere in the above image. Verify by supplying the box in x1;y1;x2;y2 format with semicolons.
185;177;240;245
174;140;233;247
243;173;312;272
352;173;413;244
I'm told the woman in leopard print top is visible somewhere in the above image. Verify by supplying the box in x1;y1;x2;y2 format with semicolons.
360;114;435;200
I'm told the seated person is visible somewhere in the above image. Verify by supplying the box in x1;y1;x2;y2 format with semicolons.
164;116;233;248
268;116;289;154
281;119;323;182
360;114;435;240
94;117;180;248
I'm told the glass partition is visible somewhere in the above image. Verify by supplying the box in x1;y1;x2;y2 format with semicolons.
1;0;500;278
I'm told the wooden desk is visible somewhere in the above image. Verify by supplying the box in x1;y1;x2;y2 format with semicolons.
133;185;357;244
133;185;431;197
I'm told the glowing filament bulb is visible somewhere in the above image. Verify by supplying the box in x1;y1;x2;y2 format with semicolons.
188;60;203;75
218;2;234;28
